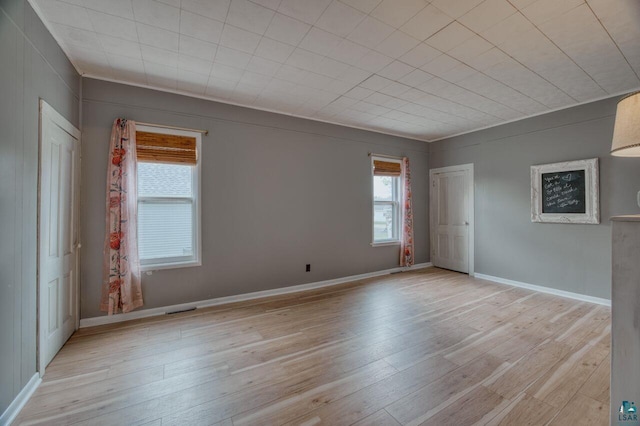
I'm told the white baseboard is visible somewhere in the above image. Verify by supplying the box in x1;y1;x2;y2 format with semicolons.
80;263;433;328
474;273;611;306
0;373;41;426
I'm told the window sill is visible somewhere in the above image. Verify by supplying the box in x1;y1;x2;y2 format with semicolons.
140;260;201;272
370;241;401;247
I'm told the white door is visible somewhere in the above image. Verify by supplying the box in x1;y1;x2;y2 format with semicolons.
430;165;473;274
39;101;80;372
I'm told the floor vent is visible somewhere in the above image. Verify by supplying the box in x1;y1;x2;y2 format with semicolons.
166;307;197;315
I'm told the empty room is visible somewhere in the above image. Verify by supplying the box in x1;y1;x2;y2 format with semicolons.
2;0;640;425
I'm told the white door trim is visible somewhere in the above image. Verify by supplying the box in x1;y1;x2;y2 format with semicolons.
38;100;81;376
429;163;474;276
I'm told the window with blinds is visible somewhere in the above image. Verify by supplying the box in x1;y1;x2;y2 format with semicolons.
372;157;402;245
136;127;201;270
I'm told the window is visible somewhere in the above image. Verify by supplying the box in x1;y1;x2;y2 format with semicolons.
136;126;201;270
371;157;402;245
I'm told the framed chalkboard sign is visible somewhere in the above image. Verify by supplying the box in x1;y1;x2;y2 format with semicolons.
531;158;599;224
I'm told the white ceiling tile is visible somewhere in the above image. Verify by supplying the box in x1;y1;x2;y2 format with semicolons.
378;81;411;96
264;13;311;45
458;0;517;33
366;92;395;106
463;47;508;71
338;0;382;14
430;0;484;19
38;0;93;30
399;43;442;68
100;35;142;59
211;62;244;83
345;86;375;99
51;24;102;50
178;54;213;75
374;30;420;58
336;65;370;84
370;0;428;28
426;22;475;52
145;62;178;89
275;64;309;83
249;0;282;11
277;0;332;24
315;57;351;78
315;1;366;37
480;12;535;46
447;35;493;64
245;55;282;76
214;46;252;68
377;60;415;80
78;0;135;19
255;38;295;62
178;69;208;94
398;68;433;87
219;24;262;53
521;0;582;26
181;0;230;22
299;27;343;56
400;4;453;41
137;23;179;51
356;49;394;72
327;39;370;64
359;74;394;90
157;0;180;8
180;11;224;44
179;35;218;61
239;70;273;88
285;48;325;71
131;0;180;32
420;54;461;76
87;11;139;41
141;44;179;66
440;63;477;83
347;16;395;49
227;0;275;34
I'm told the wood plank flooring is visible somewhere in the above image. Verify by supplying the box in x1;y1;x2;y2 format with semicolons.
14;268;611;426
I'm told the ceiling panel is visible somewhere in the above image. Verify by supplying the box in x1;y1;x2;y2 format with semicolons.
30;0;640;141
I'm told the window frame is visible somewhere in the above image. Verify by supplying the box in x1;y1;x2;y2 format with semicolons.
136;124;202;271
370;156;403;247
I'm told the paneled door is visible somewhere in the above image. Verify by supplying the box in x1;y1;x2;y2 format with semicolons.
39;101;81;373
430;165;473;274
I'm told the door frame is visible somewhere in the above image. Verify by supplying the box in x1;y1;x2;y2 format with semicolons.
38;99;81;376
429;163;475;276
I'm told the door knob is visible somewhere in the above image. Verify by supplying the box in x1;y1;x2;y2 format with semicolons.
464;221;469;225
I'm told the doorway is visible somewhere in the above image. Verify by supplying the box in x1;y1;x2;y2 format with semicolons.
38;100;81;374
429;164;474;275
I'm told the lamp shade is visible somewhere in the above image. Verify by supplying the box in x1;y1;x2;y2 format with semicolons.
612;91;640;156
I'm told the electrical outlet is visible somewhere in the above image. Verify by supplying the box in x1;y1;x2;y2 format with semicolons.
306;264;311;272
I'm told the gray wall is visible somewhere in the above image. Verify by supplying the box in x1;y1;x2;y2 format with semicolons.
81;78;430;319
0;0;80;416
430;96;640;300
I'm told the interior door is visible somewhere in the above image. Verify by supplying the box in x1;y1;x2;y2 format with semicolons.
39;102;80;371
431;168;470;273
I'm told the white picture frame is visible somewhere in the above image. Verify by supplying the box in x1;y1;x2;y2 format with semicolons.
531;158;599;224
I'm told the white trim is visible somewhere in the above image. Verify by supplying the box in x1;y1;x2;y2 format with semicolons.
79;263;433;328
40;100;81;139
0;373;41;426
474;273;610;306
429;164;475;276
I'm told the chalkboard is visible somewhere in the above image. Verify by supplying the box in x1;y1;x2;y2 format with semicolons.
541;170;586;214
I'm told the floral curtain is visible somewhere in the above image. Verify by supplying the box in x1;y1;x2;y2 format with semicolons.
101;118;143;314
400;157;414;267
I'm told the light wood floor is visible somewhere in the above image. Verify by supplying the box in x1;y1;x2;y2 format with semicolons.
15;268;611;426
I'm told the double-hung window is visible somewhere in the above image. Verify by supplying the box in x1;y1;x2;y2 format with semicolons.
371;157;402;246
136;126;201;270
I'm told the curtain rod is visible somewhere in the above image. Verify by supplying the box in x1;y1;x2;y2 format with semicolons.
368;152;403;160
136;121;209;136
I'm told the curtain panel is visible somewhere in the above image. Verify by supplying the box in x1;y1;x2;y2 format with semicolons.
101;118;143;314
400;157;415;267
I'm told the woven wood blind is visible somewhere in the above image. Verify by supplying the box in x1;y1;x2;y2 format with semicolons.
373;160;401;177
136;131;197;165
